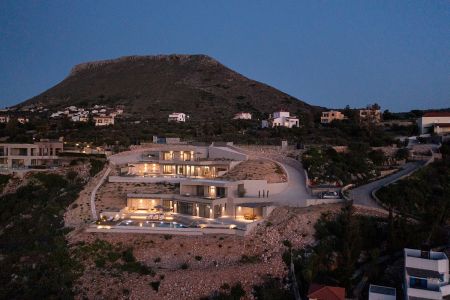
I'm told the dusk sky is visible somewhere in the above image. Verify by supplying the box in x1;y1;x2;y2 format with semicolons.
0;0;448;112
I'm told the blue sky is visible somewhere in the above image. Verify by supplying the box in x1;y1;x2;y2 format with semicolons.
0;0;448;111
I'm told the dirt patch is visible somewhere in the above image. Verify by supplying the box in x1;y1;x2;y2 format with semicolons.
220;159;287;183
68;204;351;299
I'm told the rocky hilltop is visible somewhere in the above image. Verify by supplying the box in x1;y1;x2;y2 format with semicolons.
20;54;316;121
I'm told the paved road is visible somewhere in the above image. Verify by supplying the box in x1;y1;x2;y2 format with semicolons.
230;146;310;207
349;161;426;209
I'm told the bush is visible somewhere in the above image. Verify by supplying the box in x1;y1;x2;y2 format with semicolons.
89;159;105;177
180;263;189;270
150;281;160;292
239;255;260;264
194;255;203;261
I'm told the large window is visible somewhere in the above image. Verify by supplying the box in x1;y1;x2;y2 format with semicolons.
178;202;194;215
198;204;210;218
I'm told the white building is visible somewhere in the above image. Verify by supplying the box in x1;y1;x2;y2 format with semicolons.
233;112;252;120
93;115;115;126
404;248;450;299
0;115;10;123
368;284;396;300
262;111;299;128
168;112;187;123
417;112;450;135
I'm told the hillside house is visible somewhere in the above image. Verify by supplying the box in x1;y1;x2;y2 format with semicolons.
93;115;115;126
417;112;450;135
261;111;299;128
168;112;187;123
233;112;252;120
358;108;381;124
0;115;10;123
320;110;346;124
404;247;450;299
0;140;63;169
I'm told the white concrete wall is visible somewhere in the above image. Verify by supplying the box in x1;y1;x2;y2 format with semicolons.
208;146;248;161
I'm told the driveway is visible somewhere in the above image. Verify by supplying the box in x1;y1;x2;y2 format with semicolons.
349;161;426;209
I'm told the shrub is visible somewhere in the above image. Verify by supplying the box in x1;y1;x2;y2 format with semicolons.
163;234;172;240
122;248;136;263
282;240;292;248
154;257;161;263
194;255;203;261
239;255;260;264
180;263;189;270
89;159;105;177
150;281;160;292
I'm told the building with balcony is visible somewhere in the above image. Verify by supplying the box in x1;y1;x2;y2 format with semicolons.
93;115;115;126
404;247;450;300
168;112;187;123
320;110;346;124
115;145;247;180
0;140;63;169
358;108;382;124
261;111;299;128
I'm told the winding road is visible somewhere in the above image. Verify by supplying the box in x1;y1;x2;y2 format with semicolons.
349;161;426;209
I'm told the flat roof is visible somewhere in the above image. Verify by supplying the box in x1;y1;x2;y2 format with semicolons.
406;267;442;279
369;285;396;296
237;202;273;208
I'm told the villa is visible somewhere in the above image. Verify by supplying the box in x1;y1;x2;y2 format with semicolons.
0;140;63;169
320;110;346;124
93;115;115;126
417;112;450;135
233;112;252;120
404;247;450;299
113;145;247;180
168;112;187;123
358;108;381;124
261;111;299;128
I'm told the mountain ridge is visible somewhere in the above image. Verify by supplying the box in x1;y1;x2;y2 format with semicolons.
19;54;318;121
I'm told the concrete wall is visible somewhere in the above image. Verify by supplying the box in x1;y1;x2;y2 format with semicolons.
208;146;248;161
306;198;344;206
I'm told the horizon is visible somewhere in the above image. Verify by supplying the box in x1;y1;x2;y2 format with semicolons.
0;1;449;112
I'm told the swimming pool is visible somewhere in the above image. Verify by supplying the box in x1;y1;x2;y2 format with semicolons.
117;220;188;228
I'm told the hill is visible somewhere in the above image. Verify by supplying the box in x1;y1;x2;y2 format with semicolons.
18;54;317;121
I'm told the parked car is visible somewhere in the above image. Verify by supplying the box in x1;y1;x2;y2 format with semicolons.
320;191;340;199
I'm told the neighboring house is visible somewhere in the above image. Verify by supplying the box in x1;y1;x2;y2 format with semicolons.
0;140;63;169
368;284;396;300
404;247;450;300
0;115;10;123
152;136;182;144
233;112;252;120
168;112;187;123
320;110;345;124
307;284;345;300
17;116;29;124
417;112;450;135
359;108;382;124
93;115;115;126
262;111;299;128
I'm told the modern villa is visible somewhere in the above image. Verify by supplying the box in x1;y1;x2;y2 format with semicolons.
115;145;246;179
102;144;285;226
0;140;63;169
261;111;299;128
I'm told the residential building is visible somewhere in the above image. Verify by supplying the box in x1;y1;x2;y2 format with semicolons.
417;112;450;135
168;112;187;123
93;115;115;126
121;145;246;179
320;110;345;124
307;284;345;300
17;116;29;124
233;112;252;120
261;111;299;128
404;247;450;299
359;108;382;124
0;140;63;169
0;115;10;123
368;284;396;300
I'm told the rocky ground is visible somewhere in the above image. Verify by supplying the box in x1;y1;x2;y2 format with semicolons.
220;159;287;183
68;204;347;300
